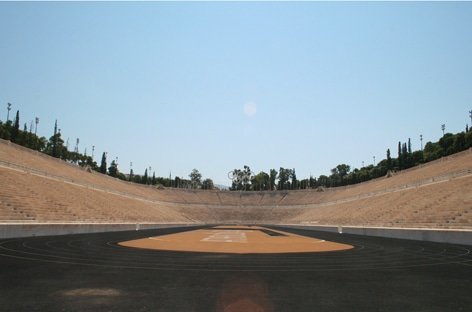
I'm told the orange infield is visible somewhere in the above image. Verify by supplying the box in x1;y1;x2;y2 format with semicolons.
119;226;354;254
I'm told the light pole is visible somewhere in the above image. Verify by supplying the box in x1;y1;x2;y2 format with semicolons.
35;117;39;136
91;146;95;160
149;166;152;185
6;103;12;122
441;124;445;136
469;110;472;128
420;134;423;151
373;156;376;166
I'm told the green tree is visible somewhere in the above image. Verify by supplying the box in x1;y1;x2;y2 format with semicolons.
108;160;118;177
465;131;472;148
100;152;107;174
46;120;62;158
278;167;292;190
230;169;243;190
269;169;278;190
45;122;66;159
202;178;214;190
291;168;298;189
142;168;149;184
386;148;392;170
336;164;350;181
309;175;316;188
242;166;253;190
330;164;350;186
439;133;455;155
397;141;402;169
423;142;442;162
317;175;329;187
300;178;310;189
189;169;202;189
410;150;424;166
129;169;134;182
174;176;181;188
252;171;270;191
0;120;12;140
402;142;408;167
452;132;466;153
11;110;20;143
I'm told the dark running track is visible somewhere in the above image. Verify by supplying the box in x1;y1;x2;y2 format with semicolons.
0;225;471;312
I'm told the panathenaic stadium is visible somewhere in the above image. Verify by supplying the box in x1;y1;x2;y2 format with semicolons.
1;138;472;311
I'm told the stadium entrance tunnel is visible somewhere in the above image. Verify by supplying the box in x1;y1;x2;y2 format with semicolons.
118;225;354;254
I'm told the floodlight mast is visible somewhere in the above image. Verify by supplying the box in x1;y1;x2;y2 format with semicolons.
441;124;446;136
6;103;12;121
35;117;39;136
420;134;423;151
469;110;472;127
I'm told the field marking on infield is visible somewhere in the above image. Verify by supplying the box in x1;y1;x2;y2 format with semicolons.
201;230;248;243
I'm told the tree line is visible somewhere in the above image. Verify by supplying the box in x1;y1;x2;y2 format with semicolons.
229;125;472;191
2;108;471;191
0;109;214;189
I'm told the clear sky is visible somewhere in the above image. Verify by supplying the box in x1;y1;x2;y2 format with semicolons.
1;2;471;186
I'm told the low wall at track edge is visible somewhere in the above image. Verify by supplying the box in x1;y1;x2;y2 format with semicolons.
0;223;201;239
279;224;472;246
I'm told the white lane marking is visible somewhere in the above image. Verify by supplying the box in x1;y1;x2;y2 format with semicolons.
201;230;247;243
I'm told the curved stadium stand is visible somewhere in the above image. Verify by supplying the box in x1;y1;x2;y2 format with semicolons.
0;139;471;229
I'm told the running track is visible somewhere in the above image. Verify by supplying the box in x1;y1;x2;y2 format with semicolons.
0;225;471;311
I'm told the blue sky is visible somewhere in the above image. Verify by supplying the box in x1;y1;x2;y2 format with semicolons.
1;2;471;186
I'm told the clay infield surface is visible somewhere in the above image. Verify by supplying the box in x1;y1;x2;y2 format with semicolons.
119;225;353;254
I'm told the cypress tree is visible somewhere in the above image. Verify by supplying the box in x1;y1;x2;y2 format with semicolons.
402;143;408;168
14;111;19;130
129;169;134;181
143;169;148;184
100;152;107;174
11;110;20;142
291;168;297;189
398;142;402;169
386;148;392;170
